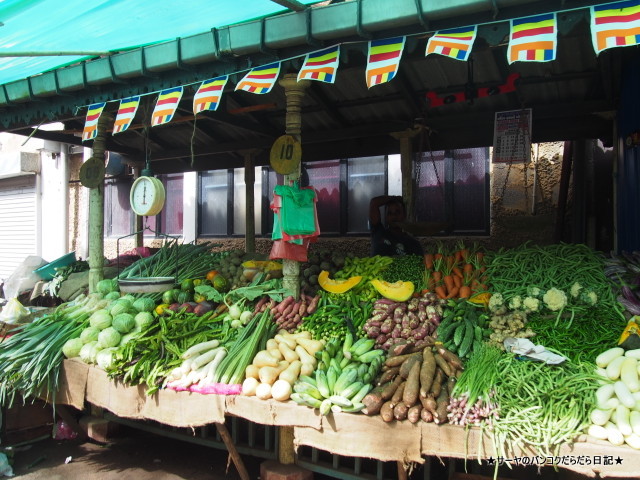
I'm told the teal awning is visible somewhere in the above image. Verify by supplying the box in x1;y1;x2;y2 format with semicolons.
0;0;324;85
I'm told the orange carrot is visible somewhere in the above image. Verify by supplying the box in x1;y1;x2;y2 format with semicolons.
434;286;447;299
454;250;463;263
453;275;462;289
432;270;442;283
463;263;474;275
460;248;470;262
443;275;455;294
445;286;460;299
458;285;472;298
434;253;443;261
424;253;434;270
445;256;455;269
452;266;463;278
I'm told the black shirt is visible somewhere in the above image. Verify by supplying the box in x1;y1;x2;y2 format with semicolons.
370;222;424;256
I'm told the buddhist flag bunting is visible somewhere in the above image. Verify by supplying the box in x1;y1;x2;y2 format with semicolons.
366;36;405;88
235;62;281;94
297;45;340;83
112;96;140;135
508;13;557;63
425;26;477;61
82;102;106;141
193;76;229;114
151;87;183;126
591;0;640;54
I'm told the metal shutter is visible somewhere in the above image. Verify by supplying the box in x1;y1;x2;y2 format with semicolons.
0;178;37;281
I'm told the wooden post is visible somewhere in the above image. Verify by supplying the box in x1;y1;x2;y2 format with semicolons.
391;127;421;221
88;113;112;293
277;73;310;465
241;149;261;254
278;73;310;302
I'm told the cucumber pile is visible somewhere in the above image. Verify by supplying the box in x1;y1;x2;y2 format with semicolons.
291;333;384;415
435;300;488;360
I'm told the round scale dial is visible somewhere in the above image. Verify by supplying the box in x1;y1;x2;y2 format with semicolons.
130;176;166;216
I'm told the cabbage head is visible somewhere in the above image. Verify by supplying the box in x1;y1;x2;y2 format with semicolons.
62;338;84;358
97;327;122;348
96;347;118;370
96;279;118;295
134;311;154;331
133;297;156;313
109;300;132;317
112;313;135;334
79;341;101;364
80;326;101;344
89;310;112;330
105;291;121;301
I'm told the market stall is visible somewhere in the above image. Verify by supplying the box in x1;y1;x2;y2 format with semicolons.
2;238;640;480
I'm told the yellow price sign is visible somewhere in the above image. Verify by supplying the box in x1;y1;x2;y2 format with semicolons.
270;135;301;174
79;157;105;189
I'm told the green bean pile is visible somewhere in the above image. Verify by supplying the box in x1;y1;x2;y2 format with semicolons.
108;309;232;395
490;355;600;460
298;291;373;341
381;254;425;291
485;242;615;305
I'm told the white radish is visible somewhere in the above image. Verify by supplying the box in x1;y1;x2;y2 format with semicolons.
621;357;640;392
606;356;626;380
597;347;625;368
615;380;636;409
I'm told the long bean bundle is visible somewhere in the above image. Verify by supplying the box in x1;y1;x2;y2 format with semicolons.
490;355;600;460
117;240;226;282
485;242;616;306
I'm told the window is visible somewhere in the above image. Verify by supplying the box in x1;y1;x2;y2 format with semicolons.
200;170;230;236
414;148;490;234
144;173;184;235
104;177;133;237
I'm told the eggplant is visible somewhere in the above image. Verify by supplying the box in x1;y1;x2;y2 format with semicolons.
617;295;640;316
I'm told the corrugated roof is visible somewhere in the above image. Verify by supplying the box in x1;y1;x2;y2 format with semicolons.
0;0;326;85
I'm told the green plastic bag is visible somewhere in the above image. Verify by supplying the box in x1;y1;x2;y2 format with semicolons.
274;184;317;236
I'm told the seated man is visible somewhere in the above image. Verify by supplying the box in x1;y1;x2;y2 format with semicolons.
369;195;424;257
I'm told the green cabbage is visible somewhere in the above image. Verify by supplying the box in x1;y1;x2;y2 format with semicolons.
79;341;101;364
80;326;101;344
96;347;118;370
89;310;112;330
96;279;118;295
132;297;156;313
120;294;136;304
134;311;154;331
112;313;135;334
105;291;121;301
97;327;122;348
109;299;132;317
62;338;84;358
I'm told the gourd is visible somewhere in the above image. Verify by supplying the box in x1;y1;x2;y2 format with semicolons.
370;279;415;302
619;318;640;350
318;270;362;294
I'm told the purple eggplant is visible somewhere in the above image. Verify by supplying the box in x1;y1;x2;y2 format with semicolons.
617;294;640;316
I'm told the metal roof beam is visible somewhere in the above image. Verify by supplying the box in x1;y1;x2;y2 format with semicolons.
269;0;308;12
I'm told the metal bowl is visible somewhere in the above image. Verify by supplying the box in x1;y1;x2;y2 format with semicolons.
118;277;176;293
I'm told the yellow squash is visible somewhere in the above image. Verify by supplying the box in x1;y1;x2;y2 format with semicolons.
370;279;415;302
318;270;362;294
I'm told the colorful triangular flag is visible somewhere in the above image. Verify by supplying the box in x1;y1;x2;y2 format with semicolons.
235;62;281;94
591;0;640;55
82;102;106;142
365;36;405;88
151;86;183;126
508;13;557;63
193;76;229;114
297;45;340;83
112;96;140;135
425;26;477;61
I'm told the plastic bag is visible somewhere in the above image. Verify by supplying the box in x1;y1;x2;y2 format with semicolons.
269;240;309;262
0;298;29;325
0;452;14;477
52;420;78;440
274;185;317;236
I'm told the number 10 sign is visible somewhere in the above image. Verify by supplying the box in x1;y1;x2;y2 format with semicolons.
270;135;302;174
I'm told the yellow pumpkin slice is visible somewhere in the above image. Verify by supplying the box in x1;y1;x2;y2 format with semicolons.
370;279;415;302
318;270;362;294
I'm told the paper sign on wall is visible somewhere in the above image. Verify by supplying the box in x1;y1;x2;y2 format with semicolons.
492;109;532;163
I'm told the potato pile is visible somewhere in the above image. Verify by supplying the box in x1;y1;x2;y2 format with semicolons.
360;340;464;424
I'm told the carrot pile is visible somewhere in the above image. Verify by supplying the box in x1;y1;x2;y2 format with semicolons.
423;243;487;300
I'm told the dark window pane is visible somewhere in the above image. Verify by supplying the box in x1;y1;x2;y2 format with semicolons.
453;149;488;231
347;156;385;233
307;160;340;234
160;173;184;235
200;170;228;235
415;151;447;223
104;177;132;237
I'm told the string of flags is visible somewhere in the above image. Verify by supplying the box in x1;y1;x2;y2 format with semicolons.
83;0;640;141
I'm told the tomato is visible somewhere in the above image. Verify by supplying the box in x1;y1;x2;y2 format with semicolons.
193;278;203;287
180;278;194;291
193;292;206;303
206;270;219;283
